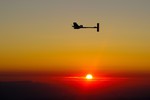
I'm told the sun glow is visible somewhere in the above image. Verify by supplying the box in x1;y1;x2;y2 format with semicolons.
86;74;93;80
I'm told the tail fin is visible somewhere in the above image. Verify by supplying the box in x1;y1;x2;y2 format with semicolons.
73;22;80;29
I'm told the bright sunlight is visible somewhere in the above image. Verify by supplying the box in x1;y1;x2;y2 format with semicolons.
85;74;93;80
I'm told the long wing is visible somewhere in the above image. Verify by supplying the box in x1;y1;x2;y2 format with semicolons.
97;23;99;32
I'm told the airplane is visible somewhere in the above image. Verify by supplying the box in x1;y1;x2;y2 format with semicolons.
72;22;99;32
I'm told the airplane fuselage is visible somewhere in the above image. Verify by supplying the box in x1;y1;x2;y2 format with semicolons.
72;22;99;32
82;27;97;28
73;26;96;29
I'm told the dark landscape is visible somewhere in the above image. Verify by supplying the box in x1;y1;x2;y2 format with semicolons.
0;74;150;100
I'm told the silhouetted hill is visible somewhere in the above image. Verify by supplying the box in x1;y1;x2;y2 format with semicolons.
0;79;150;100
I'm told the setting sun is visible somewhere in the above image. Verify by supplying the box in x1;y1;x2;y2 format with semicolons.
86;74;93;80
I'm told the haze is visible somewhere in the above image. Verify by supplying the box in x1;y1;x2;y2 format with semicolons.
0;0;150;73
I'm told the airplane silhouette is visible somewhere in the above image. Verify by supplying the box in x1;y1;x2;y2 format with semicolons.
72;22;99;32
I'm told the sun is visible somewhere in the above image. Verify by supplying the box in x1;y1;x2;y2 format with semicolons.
85;74;93;80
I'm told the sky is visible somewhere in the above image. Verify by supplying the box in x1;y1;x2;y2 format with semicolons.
0;0;150;73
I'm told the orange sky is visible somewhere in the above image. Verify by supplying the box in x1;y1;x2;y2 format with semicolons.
0;0;150;73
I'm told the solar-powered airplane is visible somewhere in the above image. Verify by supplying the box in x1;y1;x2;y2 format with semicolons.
72;22;99;32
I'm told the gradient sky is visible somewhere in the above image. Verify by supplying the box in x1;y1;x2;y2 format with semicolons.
0;0;150;73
